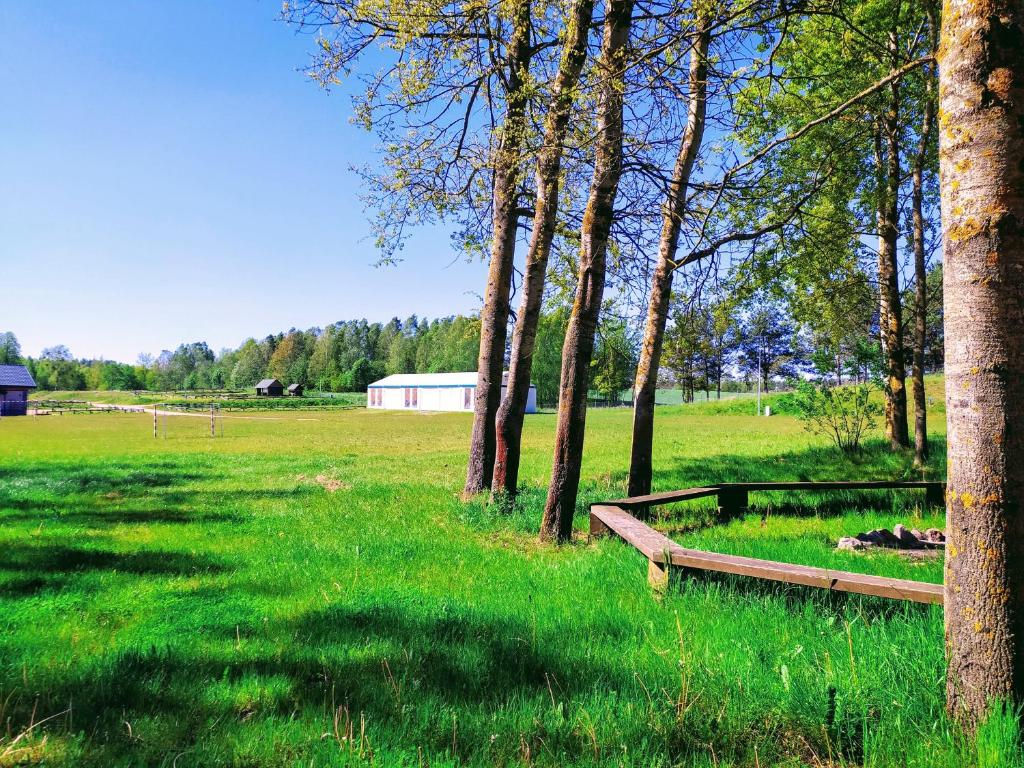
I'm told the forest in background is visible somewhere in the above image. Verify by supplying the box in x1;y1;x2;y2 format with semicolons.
0;261;942;407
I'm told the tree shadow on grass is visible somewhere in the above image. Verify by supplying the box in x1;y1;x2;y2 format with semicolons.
647;436;946;491
0;459;317;528
0;540;227;599
0;542;226;576
1;600;676;766
0;460;212;492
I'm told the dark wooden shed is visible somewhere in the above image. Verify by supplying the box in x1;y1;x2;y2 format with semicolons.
287;383;304;397
0;365;37;416
255;378;284;397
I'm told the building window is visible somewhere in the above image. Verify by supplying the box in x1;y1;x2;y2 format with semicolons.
411;387;418;407
404;388;410;407
464;387;472;409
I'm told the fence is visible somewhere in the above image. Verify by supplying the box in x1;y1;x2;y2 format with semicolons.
592;480;946;604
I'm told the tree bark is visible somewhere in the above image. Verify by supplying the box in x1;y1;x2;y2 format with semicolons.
911;69;935;467
626;16;710;500
874;80;911;449
939;0;1024;728
464;1;532;495
492;0;596;498
539;0;634;543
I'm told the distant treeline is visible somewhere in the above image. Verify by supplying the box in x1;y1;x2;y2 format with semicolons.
1;314;574;406
1;275;944;407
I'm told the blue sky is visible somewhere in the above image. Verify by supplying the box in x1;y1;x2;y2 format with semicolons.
0;1;488;362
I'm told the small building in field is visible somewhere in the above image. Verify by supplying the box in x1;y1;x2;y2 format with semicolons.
255;378;284;397
287;383;304;397
367;372;537;414
0;365;37;416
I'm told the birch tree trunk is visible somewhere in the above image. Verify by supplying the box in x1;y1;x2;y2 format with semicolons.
875;86;911;449
492;0;596;498
464;1;532;495
939;0;1024;727
539;0;634;543
911;82;934;467
912;5;938;468
627;16;710;501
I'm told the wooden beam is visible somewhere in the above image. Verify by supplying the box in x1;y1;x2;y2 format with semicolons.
661;546;943;605
605;481;947;511
589;504;943;605
716;481;943;492
604;487;720;509
590;505;684;559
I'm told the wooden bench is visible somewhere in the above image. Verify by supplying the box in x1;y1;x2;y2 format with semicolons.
590;489;945;605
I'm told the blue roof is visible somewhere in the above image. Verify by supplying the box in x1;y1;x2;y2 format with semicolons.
0;365;36;388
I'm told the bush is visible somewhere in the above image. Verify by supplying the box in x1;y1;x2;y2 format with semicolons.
791;380;881;454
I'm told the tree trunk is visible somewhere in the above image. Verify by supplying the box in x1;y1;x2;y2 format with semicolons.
492;0;596;498
626;17;710;499
464;1;532;495
911;64;935;467
939;0;1024;728
875;91;911;449
539;0;634;543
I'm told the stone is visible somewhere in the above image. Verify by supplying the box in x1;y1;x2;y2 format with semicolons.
894;524;924;549
837;537;866;551
926;528;945;543
857;528;902;548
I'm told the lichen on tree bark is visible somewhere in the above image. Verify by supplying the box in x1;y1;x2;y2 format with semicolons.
938;0;1024;728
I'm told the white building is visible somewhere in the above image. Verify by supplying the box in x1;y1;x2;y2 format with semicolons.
367;372;537;414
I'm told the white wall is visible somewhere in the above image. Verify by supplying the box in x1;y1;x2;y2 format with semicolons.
524;386;537;414
368;384;537;413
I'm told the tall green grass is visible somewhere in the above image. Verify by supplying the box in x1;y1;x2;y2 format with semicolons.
0;393;1014;766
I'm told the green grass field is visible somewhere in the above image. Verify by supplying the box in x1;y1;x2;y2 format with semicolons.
1;387;1020;767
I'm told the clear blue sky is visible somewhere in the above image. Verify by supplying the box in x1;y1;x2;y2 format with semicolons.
0;1;488;362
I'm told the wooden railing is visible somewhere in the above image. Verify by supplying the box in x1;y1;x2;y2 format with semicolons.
591;480;946;604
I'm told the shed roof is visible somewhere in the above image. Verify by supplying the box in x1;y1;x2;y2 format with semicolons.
287;383;303;391
255;378;281;388
0;365;36;388
368;372;533;388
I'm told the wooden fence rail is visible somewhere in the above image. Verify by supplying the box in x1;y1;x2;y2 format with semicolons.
591;480;946;604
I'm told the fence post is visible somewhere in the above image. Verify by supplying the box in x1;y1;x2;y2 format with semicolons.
717;488;748;521
925;483;945;507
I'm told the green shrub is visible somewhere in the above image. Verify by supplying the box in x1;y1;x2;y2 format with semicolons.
790;380;881;454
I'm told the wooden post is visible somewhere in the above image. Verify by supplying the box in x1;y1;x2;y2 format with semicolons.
589;507;611;539
153;407;157;439
210;403;215;438
647;558;669;591
925;482;945;507
717;488;748;521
